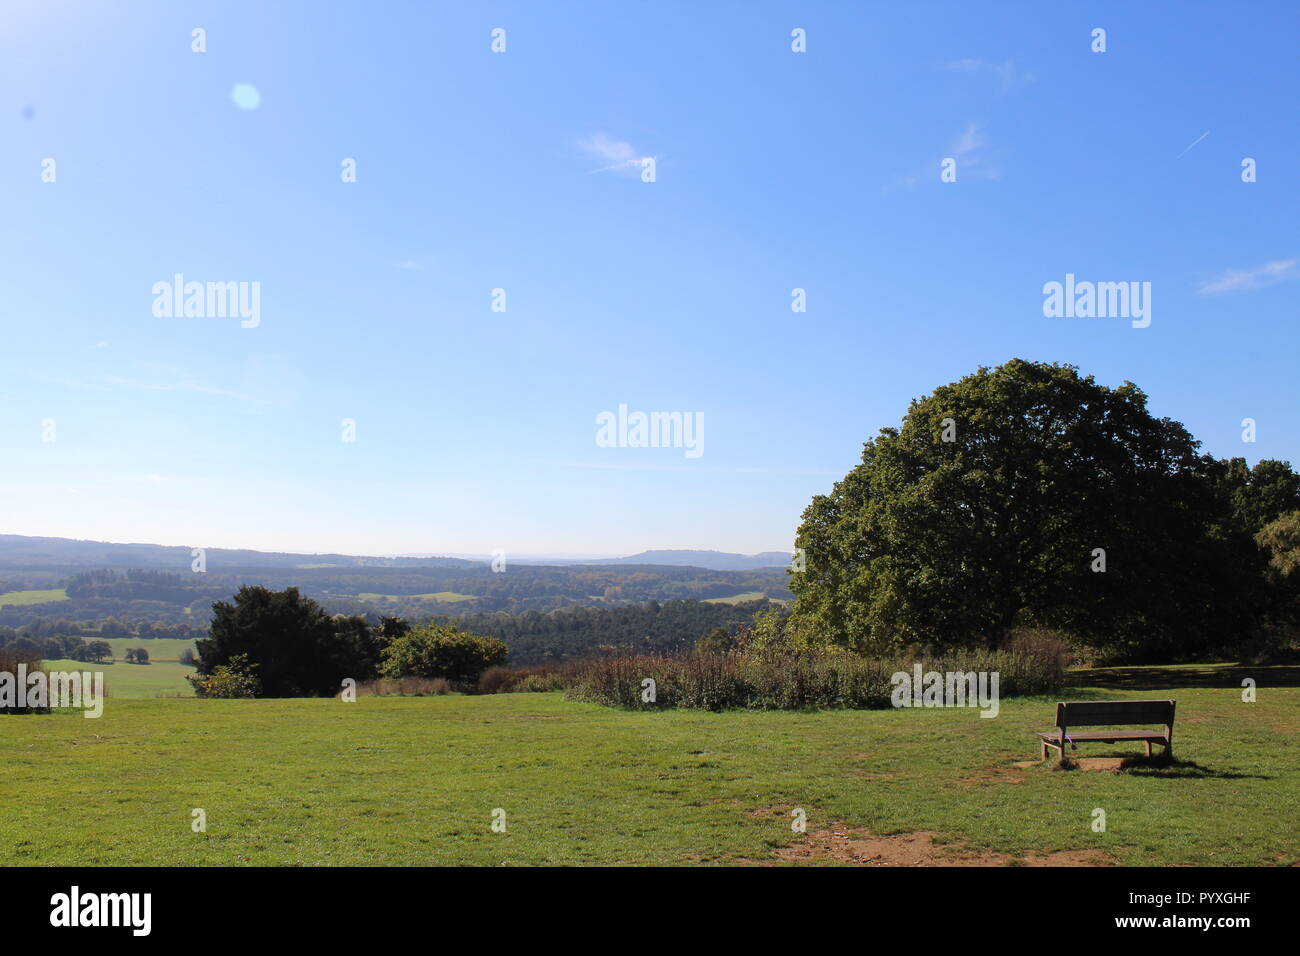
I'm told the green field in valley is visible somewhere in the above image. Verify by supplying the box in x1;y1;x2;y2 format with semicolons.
703;591;769;605
0;588;68;607
2;665;1295;866
358;591;476;603
40;658;196;698
36;637;200;699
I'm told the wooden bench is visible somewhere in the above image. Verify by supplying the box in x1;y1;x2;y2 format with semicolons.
1037;699;1175;763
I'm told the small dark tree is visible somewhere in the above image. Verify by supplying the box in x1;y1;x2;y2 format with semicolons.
86;639;113;663
195;587;382;697
332;614;382;681
197;587;330;696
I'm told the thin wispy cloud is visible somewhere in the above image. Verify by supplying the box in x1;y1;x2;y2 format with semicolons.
942;58;1035;90
578;132;655;174
1196;258;1298;295
103;372;257;402
950;121;999;180
884;121;997;193
952;121;984;157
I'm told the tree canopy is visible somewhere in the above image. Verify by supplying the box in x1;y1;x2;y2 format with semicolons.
790;359;1298;661
195;586;381;697
379;623;507;683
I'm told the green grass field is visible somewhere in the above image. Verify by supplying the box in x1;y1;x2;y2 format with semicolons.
37;637;199;699
0;587;68;607
2;665;1295;866
703;590;769;605
358;591;476;603
40;658;196;698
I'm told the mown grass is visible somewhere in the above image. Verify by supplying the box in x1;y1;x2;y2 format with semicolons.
1;669;1294;866
0;588;68;607
358;591;476;603
34;637;198;699
40;658;195;698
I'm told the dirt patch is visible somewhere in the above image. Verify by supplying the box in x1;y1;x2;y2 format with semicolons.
1021;849;1111;866
770;826;1111;867
1063;757;1136;772
774;828;1002;866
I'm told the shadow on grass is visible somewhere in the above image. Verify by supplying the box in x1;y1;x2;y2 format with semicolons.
1070;665;1300;691
1054;754;1273;781
1124;758;1273;781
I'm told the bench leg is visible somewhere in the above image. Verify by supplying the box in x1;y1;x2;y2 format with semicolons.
1040;740;1048;761
1145;740;1152;758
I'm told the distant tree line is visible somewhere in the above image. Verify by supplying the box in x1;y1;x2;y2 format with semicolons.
0;629;116;662
0;563;791;632
439;599;781;666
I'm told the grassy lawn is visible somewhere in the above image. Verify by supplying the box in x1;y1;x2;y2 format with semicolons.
41;658;196;698
0;587;68;607
1;666;1295;866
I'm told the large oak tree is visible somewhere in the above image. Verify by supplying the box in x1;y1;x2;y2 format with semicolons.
790;359;1294;660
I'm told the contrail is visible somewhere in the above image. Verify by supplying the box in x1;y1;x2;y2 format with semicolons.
1176;130;1210;159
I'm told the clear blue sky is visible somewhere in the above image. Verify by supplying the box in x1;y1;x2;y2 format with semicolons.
1;1;1296;557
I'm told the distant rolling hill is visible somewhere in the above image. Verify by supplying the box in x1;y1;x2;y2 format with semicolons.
0;535;795;630
587;550;790;571
0;534;475;571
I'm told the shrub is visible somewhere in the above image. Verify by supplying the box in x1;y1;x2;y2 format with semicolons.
477;664;575;694
515;671;570;692
379;623;507;684
0;646;45;714
565;643;1065;712
477;665;517;694
187;653;260;699
345;677;452;697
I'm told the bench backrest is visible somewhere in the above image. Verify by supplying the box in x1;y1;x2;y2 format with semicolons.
1056;699;1175;728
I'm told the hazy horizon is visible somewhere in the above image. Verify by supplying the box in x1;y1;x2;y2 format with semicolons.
0;531;790;564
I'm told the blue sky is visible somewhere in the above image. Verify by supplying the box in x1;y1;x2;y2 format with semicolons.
1;0;1296;557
